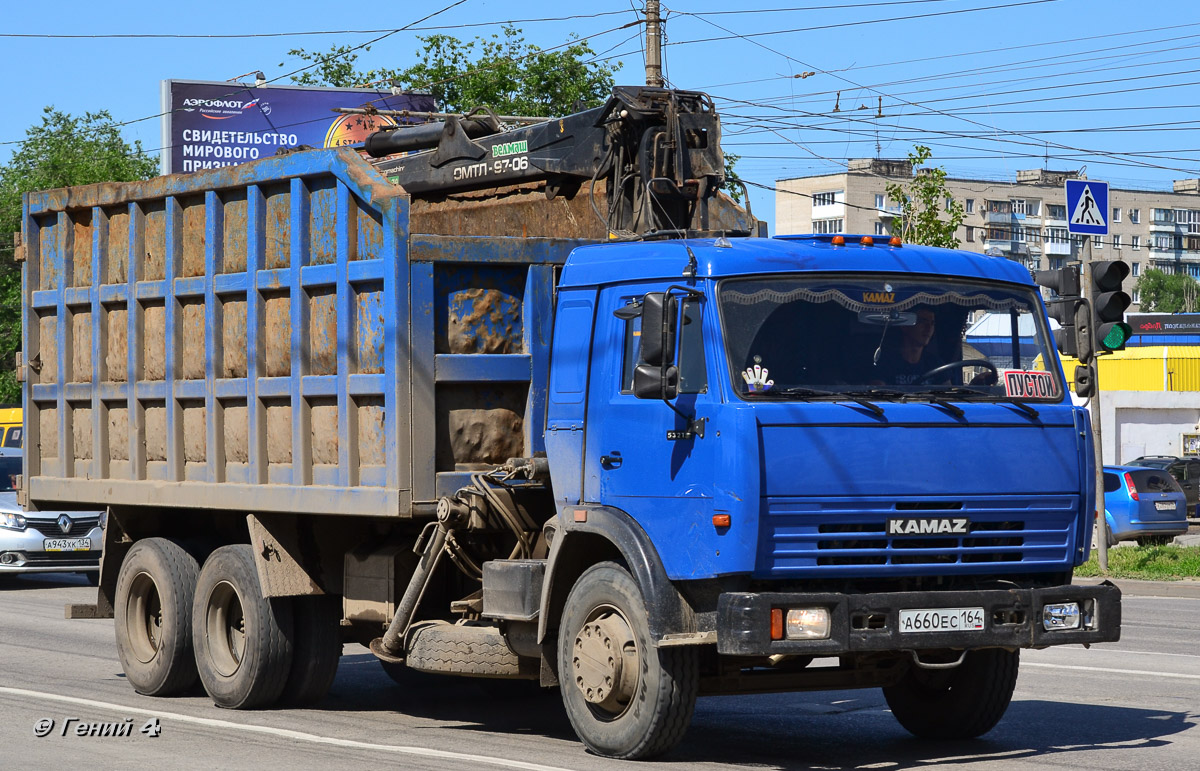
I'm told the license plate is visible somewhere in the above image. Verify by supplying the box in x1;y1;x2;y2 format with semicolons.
899;607;986;633
43;537;91;552
1155;501;1177;511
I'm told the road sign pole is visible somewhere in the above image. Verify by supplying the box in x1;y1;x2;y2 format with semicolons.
1082;236;1109;571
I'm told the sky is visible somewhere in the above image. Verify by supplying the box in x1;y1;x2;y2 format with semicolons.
3;0;1198;233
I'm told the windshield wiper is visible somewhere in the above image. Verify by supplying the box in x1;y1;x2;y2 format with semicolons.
917;387;1040;419
1008;400;1039;418
775;387;885;417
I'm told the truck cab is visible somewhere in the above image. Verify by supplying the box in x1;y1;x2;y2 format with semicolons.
541;233;1118;756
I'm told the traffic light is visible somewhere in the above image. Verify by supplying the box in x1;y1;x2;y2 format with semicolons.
1034;266;1082;358
1090;260;1132;352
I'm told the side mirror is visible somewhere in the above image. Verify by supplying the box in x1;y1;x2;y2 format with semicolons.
638;292;677;368
633;363;679;400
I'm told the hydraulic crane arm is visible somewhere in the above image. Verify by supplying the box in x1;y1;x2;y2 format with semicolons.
365;86;748;238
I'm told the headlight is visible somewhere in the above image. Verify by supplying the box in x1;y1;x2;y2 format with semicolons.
99;510;108;530
0;511;26;531
1042;602;1081;631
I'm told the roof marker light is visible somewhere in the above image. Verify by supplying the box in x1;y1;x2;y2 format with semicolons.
889;236;903;247
831;235;845;246
860;236;874;246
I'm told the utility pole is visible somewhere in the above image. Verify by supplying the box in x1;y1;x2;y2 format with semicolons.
645;1;664;87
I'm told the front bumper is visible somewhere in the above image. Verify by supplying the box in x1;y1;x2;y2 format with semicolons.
0;525;103;573
716;582;1121;656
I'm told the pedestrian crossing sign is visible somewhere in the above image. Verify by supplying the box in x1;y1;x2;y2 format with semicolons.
1065;179;1109;236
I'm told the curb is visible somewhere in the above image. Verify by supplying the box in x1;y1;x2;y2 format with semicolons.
1073;576;1200;599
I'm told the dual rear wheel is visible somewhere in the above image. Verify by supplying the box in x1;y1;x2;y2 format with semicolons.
114;539;341;708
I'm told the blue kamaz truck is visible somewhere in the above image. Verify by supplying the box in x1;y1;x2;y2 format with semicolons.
20;87;1120;760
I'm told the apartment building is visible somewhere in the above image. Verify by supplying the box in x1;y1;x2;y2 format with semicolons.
777;159;1200;310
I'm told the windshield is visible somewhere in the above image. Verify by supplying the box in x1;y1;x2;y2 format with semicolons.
720;275;1063;402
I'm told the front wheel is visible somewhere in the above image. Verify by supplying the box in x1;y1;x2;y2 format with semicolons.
884;648;1019;739
557;562;698;760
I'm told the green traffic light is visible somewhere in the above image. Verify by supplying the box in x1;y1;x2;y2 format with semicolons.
1099;322;1132;351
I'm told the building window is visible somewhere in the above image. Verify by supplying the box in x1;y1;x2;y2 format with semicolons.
1026;226;1041;242
1189;264;1200;279
945;197;954;212
1132;289;1140;303
966;226;974;242
1095;234;1104;248
986;200;1012;214
987;227;1007;240
812;191;839;207
1026;200;1041;217
965;199;975;214
1112;234;1122;249
1046;227;1068;244
1047;204;1066;220
1132;262;1140;277
1112;207;1121;223
1132;235;1141;250
875;193;885;208
812;218;843;234
1154;208;1175;223
1188;236;1200;252
1130;208;1140;224
1012;199;1027;215
874;222;887;235
1154;234;1173;250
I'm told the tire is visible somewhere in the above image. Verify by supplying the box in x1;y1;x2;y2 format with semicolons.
279;594;343;706
113;538;200;696
557;562;698;760
192;545;294;709
884;648;1019;739
406;621;537;678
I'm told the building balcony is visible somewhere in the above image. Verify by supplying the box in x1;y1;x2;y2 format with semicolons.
1044;241;1073;256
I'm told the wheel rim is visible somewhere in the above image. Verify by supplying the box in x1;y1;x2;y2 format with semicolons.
205;580;246;677
571;603;640;719
126;571;163;664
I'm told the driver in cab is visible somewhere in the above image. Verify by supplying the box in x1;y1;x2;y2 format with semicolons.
872;306;947;386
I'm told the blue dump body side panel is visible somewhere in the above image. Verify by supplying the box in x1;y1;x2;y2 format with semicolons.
21;149;589;517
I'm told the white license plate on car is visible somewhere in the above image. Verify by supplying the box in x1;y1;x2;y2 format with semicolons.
43;537;91;552
899;607;986;633
1155;500;1177;511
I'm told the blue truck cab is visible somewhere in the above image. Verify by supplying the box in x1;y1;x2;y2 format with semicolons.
540;233;1120;754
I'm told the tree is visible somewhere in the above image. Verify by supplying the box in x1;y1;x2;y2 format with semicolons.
884;146;965;248
288;26;620;117
1136;268;1200;312
0;108;158;402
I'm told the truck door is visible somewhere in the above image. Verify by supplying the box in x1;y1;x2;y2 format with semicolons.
582;286;718;572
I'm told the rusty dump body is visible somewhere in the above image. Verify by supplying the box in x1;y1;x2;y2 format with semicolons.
20;147;749;519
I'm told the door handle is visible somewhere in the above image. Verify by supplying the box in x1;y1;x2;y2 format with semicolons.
600;451;623;469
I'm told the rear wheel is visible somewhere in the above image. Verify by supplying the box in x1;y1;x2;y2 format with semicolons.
280;594;342;706
557;562;698;760
192;545;294;709
884;648;1019;739
113;538;199;696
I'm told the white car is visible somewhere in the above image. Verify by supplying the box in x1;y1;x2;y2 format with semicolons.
0;448;103;582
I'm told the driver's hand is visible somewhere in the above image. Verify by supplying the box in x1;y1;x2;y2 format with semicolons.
742;365;774;393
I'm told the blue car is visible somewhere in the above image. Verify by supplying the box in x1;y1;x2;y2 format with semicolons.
1102;464;1189;546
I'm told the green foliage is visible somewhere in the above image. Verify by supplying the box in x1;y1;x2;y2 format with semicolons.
1075;544;1200;579
722;152;743;203
884;146;964;248
0;108;157;402
1136;268;1200;312
288;26;621;117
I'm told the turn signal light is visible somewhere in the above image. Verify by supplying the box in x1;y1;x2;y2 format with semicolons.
770;608;784;640
713;514;731;528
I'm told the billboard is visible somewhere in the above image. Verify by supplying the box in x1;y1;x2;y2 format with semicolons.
161;80;435;174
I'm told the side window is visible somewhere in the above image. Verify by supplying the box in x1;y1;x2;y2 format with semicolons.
1103;473;1119;493
1168;463;1187;485
622;298;706;394
3;427;21;448
678;299;707;394
621;313;642;393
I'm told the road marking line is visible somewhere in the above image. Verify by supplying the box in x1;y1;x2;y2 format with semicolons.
1023;662;1200;680
0;686;574;771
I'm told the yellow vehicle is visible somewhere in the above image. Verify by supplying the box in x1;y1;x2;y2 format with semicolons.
0;406;21;448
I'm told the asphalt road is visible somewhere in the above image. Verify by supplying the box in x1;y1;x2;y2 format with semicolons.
1;574;1197;771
